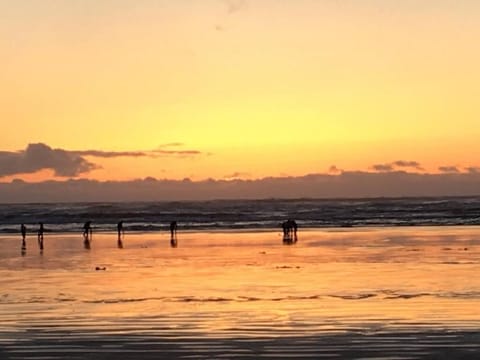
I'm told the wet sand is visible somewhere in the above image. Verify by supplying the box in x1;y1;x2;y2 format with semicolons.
1;227;480;359
1;329;480;359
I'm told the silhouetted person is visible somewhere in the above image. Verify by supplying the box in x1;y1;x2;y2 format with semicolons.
170;221;177;237
20;224;27;254
117;221;124;239
282;221;289;236
38;222;44;250
83;221;92;241
116;221;124;248
170;221;178;247
21;224;27;241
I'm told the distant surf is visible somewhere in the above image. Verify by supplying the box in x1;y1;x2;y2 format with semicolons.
1;196;480;233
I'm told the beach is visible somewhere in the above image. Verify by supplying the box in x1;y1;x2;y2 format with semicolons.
1;227;480;359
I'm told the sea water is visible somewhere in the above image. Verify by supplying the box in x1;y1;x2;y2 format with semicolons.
1;197;480;234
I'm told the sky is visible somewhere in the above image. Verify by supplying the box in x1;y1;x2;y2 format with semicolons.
1;0;480;199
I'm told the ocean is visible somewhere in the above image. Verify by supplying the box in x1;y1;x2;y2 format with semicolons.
1;196;480;234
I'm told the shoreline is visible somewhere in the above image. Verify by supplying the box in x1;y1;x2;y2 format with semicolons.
2;223;480;236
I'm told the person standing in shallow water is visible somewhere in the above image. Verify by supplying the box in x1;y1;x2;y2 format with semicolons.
38;222;44;250
170;221;177;237
289;219;298;242
117;221;124;248
282;221;289;236
170;221;178;247
83;221;92;241
20;224;27;252
21;224;27;241
117;221;124;238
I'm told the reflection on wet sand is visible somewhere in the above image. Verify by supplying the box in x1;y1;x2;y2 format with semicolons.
1;227;480;359
1;328;479;359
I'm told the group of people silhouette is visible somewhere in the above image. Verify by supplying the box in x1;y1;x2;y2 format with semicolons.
20;222;44;255
81;220;178;249
83;220;125;249
282;219;298;244
19;219;298;253
20;220;180;252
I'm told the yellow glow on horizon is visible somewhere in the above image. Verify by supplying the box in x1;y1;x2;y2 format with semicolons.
1;1;480;181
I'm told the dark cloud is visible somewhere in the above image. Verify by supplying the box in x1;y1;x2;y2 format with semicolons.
0;143;203;178
328;165;343;174
372;164;394;172
392;160;424;170
465;167;480;174
0;143;98;177
438;166;460;173
372;160;423;173
224;172;250;179
3;171;480;202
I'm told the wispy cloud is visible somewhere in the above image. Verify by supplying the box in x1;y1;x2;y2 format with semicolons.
74;147;202;158
151;149;202;157
157;142;184;148
392;160;424;170
371;163;394;172
73;150;149;158
224;0;247;14
465;166;480;174
371;160;423;172
328;165;343;174
151;143;202;157
438;166;460;173
215;0;248;31
224;171;250;179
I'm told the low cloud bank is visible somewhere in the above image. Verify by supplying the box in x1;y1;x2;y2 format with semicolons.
2;171;480;203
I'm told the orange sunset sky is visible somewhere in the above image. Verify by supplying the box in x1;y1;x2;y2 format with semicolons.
1;0;480;183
